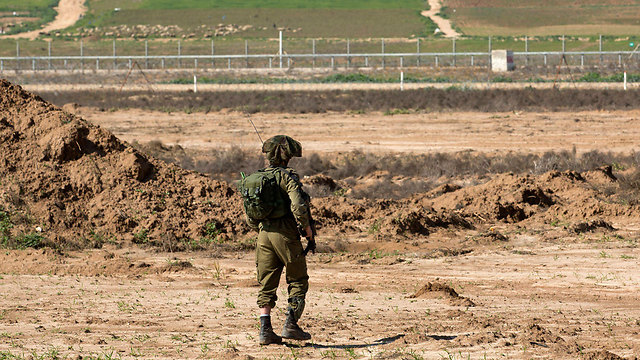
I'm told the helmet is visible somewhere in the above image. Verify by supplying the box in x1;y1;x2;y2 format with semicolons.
262;135;302;165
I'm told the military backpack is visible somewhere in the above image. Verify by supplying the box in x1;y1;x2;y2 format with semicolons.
238;168;288;220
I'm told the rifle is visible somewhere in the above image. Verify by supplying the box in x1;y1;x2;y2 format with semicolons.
298;202;317;256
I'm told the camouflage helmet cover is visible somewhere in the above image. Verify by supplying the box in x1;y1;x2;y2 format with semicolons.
262;135;302;164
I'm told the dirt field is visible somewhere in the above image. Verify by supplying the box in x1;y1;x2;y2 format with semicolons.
78;107;640;155
1;238;639;359
1;80;640;360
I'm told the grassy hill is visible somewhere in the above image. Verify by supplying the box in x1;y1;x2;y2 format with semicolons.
442;0;640;36
76;0;433;38
0;0;58;35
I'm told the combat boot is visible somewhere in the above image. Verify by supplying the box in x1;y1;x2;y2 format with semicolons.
281;307;311;340
259;315;282;345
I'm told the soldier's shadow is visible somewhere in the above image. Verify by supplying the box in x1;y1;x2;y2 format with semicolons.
284;334;458;349
284;334;404;349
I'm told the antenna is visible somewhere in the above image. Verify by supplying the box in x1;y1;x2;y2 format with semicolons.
247;117;263;144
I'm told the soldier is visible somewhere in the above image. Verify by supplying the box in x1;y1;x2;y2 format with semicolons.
243;135;315;345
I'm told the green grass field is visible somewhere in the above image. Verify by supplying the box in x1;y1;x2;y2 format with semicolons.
443;0;640;36
87;0;426;11
0;0;58;35
74;0;431;39
0;0;56;12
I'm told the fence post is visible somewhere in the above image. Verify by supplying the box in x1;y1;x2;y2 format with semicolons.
162;58;165;69
348;38;353;68
488;36;492;70
228;57;231;69
16;41;19;71
48;40;51;70
400;56;403;68
331;56;335;69
178;40;181;68
312;39;316;68
381;38;385;68
471;55;474;66
245;40;249;68
525;35;529;66
113;39;116;70
211;39;215;68
619;53;622;67
452;38;456;66
80;39;84;72
145;40;149;69
435;55;439;67
96;58;99;70
416;38;420;66
279;30;283;69
599;34;603;65
581;54;584;68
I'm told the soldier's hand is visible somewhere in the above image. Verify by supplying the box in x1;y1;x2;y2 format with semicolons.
304;225;314;241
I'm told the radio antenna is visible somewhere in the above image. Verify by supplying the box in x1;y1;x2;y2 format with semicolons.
247;117;263;145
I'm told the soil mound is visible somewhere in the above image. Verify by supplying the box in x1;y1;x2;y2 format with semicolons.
414;170;639;226
409;281;475;307
2;79;638;251
0;79;245;249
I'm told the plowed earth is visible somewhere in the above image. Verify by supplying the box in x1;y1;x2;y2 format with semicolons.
1;80;639;359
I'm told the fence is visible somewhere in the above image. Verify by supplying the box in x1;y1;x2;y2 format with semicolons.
0;36;639;72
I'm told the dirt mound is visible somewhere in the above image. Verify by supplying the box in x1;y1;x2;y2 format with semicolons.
0;248;203;276
409;281;475;307
581;350;625;360
0;79;245;249
2;79;638;251
571;219;615;233
414;170;639;228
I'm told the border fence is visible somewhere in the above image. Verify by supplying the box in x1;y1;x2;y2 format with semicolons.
1;36;639;72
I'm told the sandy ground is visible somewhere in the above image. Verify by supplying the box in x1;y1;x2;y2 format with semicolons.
4;0;87;39
0;237;639;359
79;108;640;154
422;0;461;38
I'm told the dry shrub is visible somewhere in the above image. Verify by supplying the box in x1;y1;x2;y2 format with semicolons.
616;167;640;205
133;140;640;200
38;88;640;114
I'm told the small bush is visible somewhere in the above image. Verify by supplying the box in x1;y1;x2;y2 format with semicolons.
0;209;12;242
2;232;44;250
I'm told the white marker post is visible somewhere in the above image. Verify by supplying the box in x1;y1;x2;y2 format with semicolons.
279;30;283;69
624;71;627;90
194;75;197;93
400;71;404;91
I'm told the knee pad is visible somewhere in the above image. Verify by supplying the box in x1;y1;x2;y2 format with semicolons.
288;296;305;320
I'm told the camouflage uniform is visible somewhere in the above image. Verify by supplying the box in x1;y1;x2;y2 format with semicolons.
247;165;310;311
245;135;313;344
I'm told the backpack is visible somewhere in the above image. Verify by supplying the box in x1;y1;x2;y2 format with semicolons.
238;168;288;220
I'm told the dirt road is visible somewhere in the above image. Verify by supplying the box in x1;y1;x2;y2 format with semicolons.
79;108;640;154
421;0;461;38
4;0;87;39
